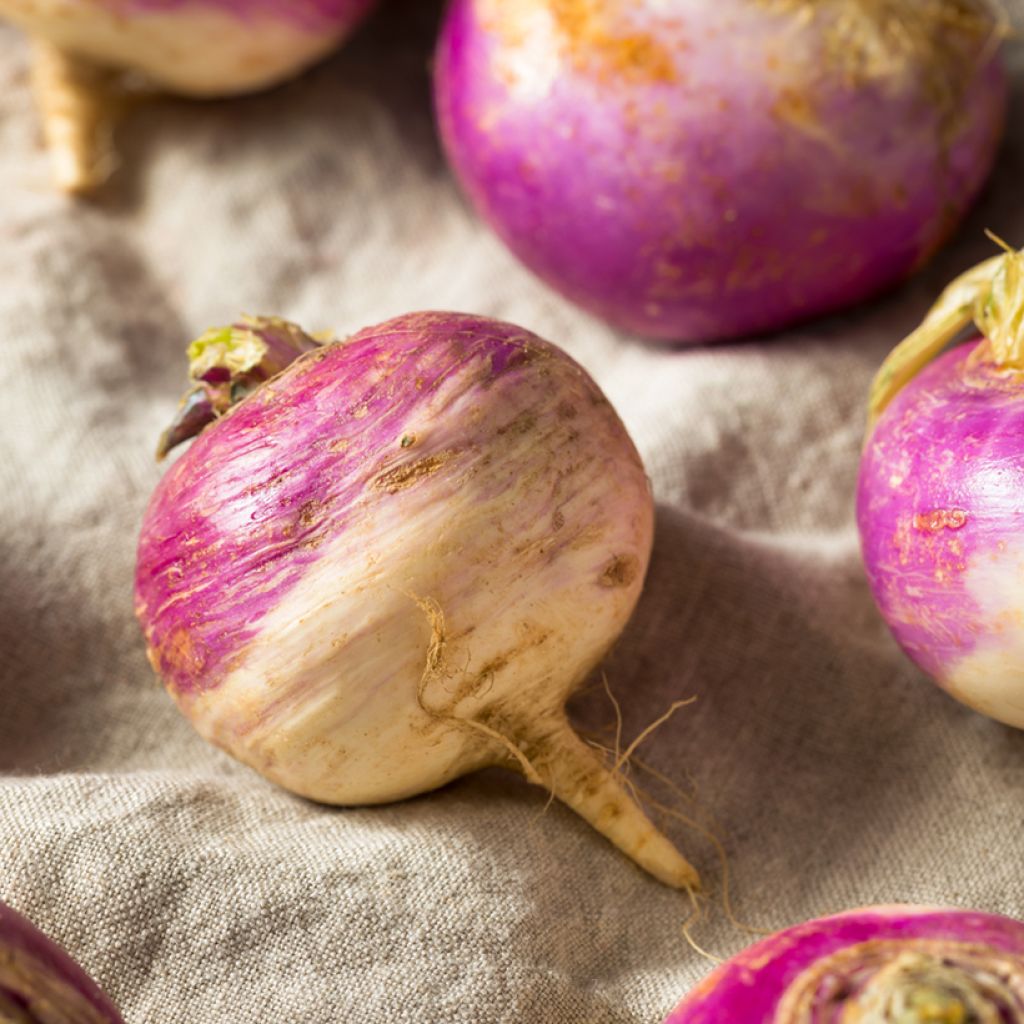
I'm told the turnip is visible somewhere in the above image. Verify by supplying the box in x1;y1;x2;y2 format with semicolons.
134;312;698;890
434;0;1008;343
2;0;380;193
0;900;124;1023
664;905;1024;1022
858;240;1024;728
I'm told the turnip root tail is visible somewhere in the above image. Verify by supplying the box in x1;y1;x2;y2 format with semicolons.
510;714;700;891
31;41;117;194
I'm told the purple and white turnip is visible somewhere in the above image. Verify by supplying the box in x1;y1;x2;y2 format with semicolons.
0;900;124;1023
135;312;698;890
858;241;1024;728
1;0;380;192
664;905;1024;1022
435;0;1007;343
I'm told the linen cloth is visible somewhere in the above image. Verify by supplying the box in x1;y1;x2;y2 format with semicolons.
1;5;1023;1021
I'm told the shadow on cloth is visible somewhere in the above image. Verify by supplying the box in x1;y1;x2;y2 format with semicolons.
579;504;1024;919
0;524;178;775
0;212;189;773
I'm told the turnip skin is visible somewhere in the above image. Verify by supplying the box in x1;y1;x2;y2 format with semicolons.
664;905;1024;1022
135;312;698;890
434;0;1007;343
0;901;125;1024
858;339;1024;727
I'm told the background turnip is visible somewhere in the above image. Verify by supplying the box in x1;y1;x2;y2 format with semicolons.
435;0;1008;343
1;0;380;192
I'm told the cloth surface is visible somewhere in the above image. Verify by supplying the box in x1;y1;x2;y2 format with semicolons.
1;6;1023;1022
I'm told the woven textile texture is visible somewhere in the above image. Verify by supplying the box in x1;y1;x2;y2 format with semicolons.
1;4;1022;1022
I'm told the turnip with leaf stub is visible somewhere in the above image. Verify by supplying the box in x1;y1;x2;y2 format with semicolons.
1;0;380;193
135;312;698;890
435;0;1007;343
0;900;124;1024
859;239;1024;728
664;905;1024;1022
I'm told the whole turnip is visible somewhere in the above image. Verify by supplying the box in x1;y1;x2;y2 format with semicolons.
135;312;698;890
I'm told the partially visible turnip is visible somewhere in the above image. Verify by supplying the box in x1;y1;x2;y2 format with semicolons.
858;239;1024;728
0;900;124;1023
664;905;1024;1022
135;312;698;890
2;0;380;192
435;0;1007;343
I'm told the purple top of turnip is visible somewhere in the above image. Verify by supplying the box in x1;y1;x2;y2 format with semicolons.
138;314;568;699
665;905;1024;1022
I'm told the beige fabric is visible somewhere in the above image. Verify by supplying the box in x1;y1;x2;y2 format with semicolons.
1;6;1023;1022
